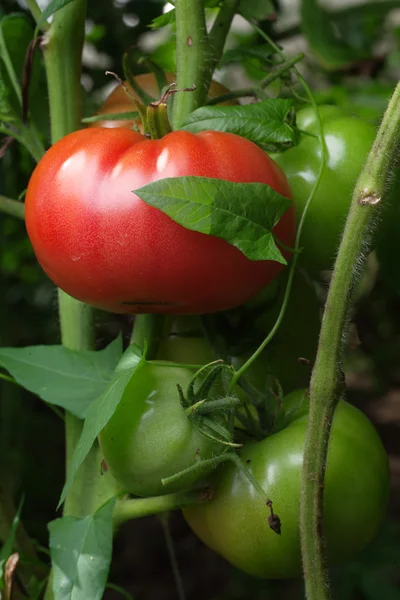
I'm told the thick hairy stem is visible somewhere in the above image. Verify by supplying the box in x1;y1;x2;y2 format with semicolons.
172;0;209;128
300;83;400;600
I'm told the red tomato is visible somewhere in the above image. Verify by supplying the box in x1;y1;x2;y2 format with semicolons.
25;128;295;314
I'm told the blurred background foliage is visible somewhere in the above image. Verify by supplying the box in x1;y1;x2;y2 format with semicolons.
1;0;400;598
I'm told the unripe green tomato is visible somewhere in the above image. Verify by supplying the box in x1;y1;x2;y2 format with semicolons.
273;106;376;272
99;363;224;497
183;390;390;579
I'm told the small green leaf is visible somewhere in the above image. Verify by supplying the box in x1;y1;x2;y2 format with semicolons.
49;497;116;600
37;0;76;31
181;100;297;147
0;336;123;418
149;9;176;30
58;344;145;508
238;0;275;21
134;176;291;263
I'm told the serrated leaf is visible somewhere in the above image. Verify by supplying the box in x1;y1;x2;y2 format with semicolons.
49;497;116;600
181;100;297;146
0;336;123;418
135;176;291;263
238;0;275;21
149;9;176;30
58;344;145;508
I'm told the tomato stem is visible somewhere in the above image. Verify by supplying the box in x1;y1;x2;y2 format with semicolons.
171;0;209;128
147;103;172;139
113;489;213;527
0;195;25;220
41;4;122;597
300;84;400;600
24;0;49;30
206;52;305;106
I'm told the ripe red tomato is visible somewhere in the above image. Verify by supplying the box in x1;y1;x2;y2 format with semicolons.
25;128;295;314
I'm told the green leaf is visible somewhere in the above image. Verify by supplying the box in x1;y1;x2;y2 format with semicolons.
238;0;275;21
149;9;176;30
37;0;76;31
0;336;123;419
134;176;291;263
181;100;298;147
0;497;24;586
49;497;116;600
58;344;145;508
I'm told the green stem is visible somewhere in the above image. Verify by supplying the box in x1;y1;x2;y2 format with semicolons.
301;83;400;600
207;53;304;105
130;315;165;360
41;4;120;597
42;0;87;143
208;0;238;65
0;195;25;220
172;0;209;128
113;489;211;528
159;514;186;600
25;0;49;30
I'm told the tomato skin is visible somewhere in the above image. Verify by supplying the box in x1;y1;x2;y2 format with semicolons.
25;128;295;314
184;390;390;578
98;363;223;497
273;106;376;271
93;72;237;130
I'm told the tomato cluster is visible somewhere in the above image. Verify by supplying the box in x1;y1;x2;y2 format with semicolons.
24;74;389;580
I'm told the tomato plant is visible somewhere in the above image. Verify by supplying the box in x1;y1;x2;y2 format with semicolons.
93;72;237;129
183;390;390;579
25;127;295;314
99;362;229;497
273;106;376;271
1;1;398;599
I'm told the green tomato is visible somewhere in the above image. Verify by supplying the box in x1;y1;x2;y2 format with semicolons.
273;106;376;271
183;390;390;579
156;316;216;366
99;363;225;497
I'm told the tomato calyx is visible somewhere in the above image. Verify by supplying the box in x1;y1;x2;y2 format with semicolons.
147;82;196;138
177;361;241;448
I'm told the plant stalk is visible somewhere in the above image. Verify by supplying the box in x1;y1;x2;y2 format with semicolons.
113;489;212;528
300;82;400;600
0;196;25;220
172;0;209;128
